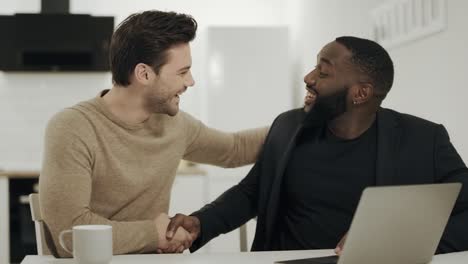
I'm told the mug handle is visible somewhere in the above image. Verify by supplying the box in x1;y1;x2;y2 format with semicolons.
59;229;73;255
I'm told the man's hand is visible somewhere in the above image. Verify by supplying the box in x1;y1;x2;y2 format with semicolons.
154;213;191;253
163;213;201;253
334;232;348;256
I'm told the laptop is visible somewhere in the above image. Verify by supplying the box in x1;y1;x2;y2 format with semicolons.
275;183;462;264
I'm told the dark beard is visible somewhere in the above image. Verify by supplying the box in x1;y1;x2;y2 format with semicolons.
303;87;348;126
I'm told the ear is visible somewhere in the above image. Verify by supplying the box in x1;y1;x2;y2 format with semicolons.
133;63;154;85
352;83;374;105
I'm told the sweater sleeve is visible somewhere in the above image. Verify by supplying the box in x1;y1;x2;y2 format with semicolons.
180;111;269;168
39;110;159;257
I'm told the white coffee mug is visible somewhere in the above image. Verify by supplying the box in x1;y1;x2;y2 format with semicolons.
59;225;113;264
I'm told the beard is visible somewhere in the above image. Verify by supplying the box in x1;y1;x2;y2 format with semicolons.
144;93;178;116
303;86;349;125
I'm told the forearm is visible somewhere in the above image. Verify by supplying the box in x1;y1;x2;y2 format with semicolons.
184;126;269;168
437;210;468;253
40;188;158;257
190;188;257;251
436;168;468;253
225;127;269;167
189;162;261;251
40;149;158;256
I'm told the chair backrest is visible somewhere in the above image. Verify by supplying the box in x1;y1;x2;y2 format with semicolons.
239;224;248;252
29;193;47;255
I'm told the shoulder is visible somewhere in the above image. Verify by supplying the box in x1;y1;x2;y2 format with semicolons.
379;108;441;129
272;108;305;127
172;110;203;132
162;111;205;142
379;108;447;144
176;110;200;124
47;108;89;130
46;103;97;140
264;108;304;142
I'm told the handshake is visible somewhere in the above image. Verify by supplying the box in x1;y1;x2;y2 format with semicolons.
155;213;200;253
154;213;349;255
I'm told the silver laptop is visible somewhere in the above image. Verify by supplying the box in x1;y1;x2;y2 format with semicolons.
276;183;462;264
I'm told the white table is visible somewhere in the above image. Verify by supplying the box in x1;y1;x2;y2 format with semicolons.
21;250;468;264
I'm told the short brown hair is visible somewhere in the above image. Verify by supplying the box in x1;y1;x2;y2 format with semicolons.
109;10;197;86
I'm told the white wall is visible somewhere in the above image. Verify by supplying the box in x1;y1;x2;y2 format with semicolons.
386;0;468;159
290;0;468;161
0;0;290;170
288;0;381;104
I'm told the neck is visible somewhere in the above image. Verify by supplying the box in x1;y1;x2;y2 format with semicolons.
102;85;151;124
327;107;377;140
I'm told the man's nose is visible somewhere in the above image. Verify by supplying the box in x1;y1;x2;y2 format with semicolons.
186;72;195;87
304;71;316;86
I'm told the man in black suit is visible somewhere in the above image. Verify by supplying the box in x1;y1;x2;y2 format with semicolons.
164;36;468;254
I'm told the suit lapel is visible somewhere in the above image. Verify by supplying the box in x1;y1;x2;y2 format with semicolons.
375;108;401;185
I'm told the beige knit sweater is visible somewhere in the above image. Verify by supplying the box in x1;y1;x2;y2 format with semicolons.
39;93;268;257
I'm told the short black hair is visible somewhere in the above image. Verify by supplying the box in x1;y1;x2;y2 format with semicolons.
335;36;394;100
110;10;198;86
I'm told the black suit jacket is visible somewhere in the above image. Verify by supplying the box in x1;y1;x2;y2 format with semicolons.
191;108;468;253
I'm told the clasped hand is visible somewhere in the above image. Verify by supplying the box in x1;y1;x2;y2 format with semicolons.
155;213;200;253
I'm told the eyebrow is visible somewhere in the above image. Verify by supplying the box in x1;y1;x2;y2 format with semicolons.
316;53;334;67
178;65;191;72
320;57;333;66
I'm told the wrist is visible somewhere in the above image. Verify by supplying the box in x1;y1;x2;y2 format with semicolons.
191;215;201;239
154;215;169;248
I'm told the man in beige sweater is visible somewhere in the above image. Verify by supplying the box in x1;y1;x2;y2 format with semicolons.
39;10;268;257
